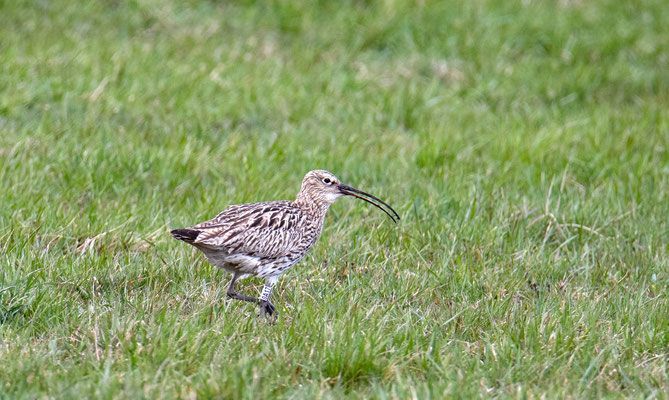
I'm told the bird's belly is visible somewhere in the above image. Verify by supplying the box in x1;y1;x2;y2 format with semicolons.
199;246;301;279
200;248;259;272
255;257;300;279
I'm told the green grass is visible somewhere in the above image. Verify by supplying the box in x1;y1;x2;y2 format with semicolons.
1;0;668;397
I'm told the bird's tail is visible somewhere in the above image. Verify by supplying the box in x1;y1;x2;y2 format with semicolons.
170;228;200;244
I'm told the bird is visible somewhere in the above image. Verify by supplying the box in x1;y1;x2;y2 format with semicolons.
170;169;400;316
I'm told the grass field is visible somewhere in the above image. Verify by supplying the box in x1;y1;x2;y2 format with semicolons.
1;0;669;398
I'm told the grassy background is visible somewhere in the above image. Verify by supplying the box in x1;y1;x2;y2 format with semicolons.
1;0;668;397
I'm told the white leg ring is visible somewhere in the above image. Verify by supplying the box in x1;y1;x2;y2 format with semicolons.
260;284;273;302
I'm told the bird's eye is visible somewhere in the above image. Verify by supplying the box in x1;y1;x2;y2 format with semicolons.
322;178;331;184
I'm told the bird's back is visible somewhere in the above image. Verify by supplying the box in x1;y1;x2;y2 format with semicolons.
171;200;325;277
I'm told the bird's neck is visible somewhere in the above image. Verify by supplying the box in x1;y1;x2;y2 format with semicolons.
295;191;331;218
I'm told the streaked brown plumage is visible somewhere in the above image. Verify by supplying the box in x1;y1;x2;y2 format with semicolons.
171;170;399;316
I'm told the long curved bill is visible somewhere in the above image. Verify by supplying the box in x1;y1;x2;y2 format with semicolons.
338;184;400;223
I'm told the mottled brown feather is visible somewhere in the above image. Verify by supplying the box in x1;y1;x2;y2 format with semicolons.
189;200;321;261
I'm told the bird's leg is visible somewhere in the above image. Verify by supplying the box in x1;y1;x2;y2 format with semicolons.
226;274;259;304
258;279;277;316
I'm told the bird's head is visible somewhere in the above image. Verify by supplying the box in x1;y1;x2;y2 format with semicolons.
297;170;400;223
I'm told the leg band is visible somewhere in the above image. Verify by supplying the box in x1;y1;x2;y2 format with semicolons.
259;284;273;302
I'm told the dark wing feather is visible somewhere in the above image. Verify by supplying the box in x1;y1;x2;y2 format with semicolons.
189;201;313;259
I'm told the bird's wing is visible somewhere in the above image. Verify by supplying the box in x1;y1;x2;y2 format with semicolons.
189;201;312;259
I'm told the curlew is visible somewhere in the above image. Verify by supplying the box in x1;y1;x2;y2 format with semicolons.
171;170;400;316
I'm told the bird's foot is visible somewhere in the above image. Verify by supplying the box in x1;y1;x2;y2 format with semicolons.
259;300;276;317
